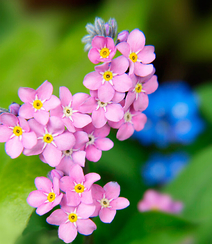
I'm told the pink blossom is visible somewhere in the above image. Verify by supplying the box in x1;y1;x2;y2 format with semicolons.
125;73;158;111
60;164;101;206
117;30;129;43
18;80;61;125
88;36;116;64
0;113;37;158
80;93;124;128
24;116;76;167
83;56;132;103
82;123;113;162
8;102;20;116
56;131;89;174
51;87;92;132
137;189;183;213
27;176;63;215
91;182;130;223
47;202;96;243
117;29;155;77
109;105;147;141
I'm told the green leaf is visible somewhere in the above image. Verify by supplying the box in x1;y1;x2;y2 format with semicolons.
110;211;195;244
164;145;212;222
0;152;51;244
196;82;212;125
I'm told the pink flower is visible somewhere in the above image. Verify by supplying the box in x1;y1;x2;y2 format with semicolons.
47;202;96;243
88;36;116;64
56;131;89;174
117;29;155;77
60;164;101;206
0;113;37;158
80;93;124;128
18;80;61;125
109;105;147;141
125;73;158;111
8;102;20;116
27;176;63;215
82;123;113;162
83;56;132;102
137;189;183;213
117;30;129;43
91;182;130;223
24;116;76;167
51;87;92;132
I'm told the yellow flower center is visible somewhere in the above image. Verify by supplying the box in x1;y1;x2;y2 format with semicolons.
43;134;53;143
99;47;110;58
103;71;113;81
68;213;78;222
97;100;107;108
74;184;85;193
135;83;143;93
63;106;73;117
33;99;43;110
47;192;56;202
100;198;110;208
124;111;132;122
13;126;23;136
129;52;138;63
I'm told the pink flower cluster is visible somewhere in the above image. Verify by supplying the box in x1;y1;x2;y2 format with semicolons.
137;189;183;214
83;28;158;141
0;18;159;243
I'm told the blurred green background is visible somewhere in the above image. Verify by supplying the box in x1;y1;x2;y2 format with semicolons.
0;0;212;243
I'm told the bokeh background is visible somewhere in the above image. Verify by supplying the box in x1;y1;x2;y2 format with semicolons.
0;0;212;243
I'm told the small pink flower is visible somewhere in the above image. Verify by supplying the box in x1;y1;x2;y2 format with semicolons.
47;202;96;243
125;73;158;111
117;30;129;42
91;182;130;223
88;36;116;64
18;80;61;125
24;116;76;167
51;87;92;132
83;56;132;102
60;164;101;206
0;113;37;158
27;176;63;215
9;102;20;116
137;189;183;213
117;29;155;77
83;123;114;162
109;105;147;141
80;93;124;128
56;131;89;174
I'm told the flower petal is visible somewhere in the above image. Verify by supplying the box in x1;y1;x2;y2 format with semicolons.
59;223;77;243
105;104;124;122
77;203;96;219
18;87;35;103
137;45;155;64
104;181;120;199
83;71;102;90
36;80;53;101
110;197;130;210
84;173;101;189
47;209;68;226
18;103;34;119
35;176;52;192
27;190;47;207
77;219;97;235
44;95;61;111
54;131;76;151
85;145;102;162
95;138;113;151
34;110;49;125
92;108;107;128
59;86;72;106
134;63;154;77
22;132;37;149
98;82;115;103
6;136;23;158
99;208;116;223
0;126;12;142
113;74;132;92
43;144;62;167
116;123;134;141
127;29;145;52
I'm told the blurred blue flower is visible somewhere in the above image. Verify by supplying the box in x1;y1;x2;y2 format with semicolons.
142;152;190;186
133;81;205;148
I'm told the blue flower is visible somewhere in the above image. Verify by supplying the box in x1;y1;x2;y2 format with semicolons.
133;81;205;147
142;152;189;186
